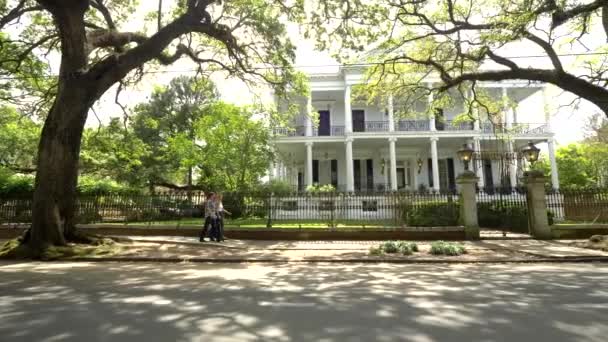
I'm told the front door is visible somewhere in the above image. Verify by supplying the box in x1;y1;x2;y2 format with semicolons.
354;159;362;191
366;159;374;191
397;168;406;189
352;110;365;132
318;110;330;136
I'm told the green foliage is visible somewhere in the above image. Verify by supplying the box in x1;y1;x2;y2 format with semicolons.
259;179;293;195
306;184;336;193
0;172;34;196
477;202;529;233
0;106;41;172
404;201;459;226
380;241;398;254
194;102;272;192
429;241;467;256
369;246;383;256
395;241;418;255
532;142;608;189
76;176;140;195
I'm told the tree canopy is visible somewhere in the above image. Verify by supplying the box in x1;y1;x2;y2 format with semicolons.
308;0;608;118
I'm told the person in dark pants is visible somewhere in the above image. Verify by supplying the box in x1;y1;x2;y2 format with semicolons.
200;192;217;242
216;193;231;242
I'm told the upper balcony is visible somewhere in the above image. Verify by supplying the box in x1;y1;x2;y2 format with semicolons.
272;120;550;138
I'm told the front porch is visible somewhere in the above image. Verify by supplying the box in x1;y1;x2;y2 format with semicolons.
271;136;559;192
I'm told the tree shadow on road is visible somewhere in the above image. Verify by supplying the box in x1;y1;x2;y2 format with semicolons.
0;261;607;341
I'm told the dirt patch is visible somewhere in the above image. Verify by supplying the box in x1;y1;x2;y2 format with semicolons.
569;235;608;252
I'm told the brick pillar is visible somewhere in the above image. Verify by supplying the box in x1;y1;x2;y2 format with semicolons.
456;171;479;240
524;171;552;239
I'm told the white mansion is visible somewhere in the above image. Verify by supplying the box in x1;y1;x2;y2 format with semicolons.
269;67;559;192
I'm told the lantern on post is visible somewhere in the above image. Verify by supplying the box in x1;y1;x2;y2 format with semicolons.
457;144;474;171
521;141;540;165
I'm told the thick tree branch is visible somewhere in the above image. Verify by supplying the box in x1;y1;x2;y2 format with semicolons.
551;0;608;28
0;1;43;30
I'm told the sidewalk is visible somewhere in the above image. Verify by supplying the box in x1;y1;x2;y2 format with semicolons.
85;236;608;263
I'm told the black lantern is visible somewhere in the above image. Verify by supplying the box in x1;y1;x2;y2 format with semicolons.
521;141;540;165
416;158;423;174
457;144;474;171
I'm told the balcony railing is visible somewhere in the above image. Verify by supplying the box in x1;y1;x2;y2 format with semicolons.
439;120;475;131
364;121;391;132
273;121;550;137
481;123;550;135
313;125;345;136
272;126;307;137
395;120;430;131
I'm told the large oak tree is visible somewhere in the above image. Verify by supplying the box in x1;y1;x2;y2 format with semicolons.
0;0;305;251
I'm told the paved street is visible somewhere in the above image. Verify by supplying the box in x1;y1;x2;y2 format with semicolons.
1;262;608;342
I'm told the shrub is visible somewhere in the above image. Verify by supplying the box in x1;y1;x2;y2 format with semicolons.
369;246;383;256
404;201;459;226
0;173;34;196
77;176;140;195
380;241;399;254
477;202;554;233
430;241;466;256
258;179;293;195
396;241;419;255
306;184;336;193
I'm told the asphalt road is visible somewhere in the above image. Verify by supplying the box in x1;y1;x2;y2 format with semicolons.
1;261;607;342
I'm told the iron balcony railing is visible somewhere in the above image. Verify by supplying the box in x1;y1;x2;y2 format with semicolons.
273;121;550;137
395;120;430;131
481;123;550;135
364;121;391;132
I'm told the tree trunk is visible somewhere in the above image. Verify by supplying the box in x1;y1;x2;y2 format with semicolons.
27;1;91;251
28;86;91;250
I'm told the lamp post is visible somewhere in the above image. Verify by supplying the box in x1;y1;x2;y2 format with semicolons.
521;141;540;166
457;143;474;171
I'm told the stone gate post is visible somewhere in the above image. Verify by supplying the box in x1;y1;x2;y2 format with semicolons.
456;171;479;240
524;171;552;239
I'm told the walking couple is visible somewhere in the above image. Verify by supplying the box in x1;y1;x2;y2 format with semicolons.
200;192;230;242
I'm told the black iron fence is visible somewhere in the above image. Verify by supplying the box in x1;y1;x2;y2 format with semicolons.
0;191;460;227
476;188;529;233
546;189;608;223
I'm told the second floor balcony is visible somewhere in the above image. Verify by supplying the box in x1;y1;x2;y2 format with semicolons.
272;120;550;137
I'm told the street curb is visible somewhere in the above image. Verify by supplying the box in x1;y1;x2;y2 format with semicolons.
47;256;608;264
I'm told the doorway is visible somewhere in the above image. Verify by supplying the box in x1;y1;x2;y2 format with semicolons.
352;110;365;132
318;110;330;136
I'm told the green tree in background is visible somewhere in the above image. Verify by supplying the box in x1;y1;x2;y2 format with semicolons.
130;76;218;190
193;102;272;191
0;106;41;173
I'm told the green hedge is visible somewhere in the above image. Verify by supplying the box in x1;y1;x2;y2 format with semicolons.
477;201;554;233
403;201;460;226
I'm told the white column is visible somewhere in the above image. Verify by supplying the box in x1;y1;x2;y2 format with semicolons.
305;142;313;187
502;87;513;129
344;85;352;133
345;138;354;191
430;137;440;191
548;138;560;190
389;137;397;191
388;94;395;132
305;96;313;136
428;87;436;131
474;138;484;188
542;86;552;132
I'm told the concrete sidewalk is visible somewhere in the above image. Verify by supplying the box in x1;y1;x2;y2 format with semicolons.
117;236;608;262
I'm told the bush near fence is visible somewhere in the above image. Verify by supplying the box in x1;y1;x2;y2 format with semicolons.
402;201;459;227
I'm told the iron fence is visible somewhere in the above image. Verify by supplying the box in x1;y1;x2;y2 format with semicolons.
476;187;529;233
0;191;460;228
546;189;608;223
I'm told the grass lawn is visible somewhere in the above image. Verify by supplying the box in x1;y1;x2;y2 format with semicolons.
96;218;395;229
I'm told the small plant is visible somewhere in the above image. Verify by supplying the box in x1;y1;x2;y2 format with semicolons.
396;241;418;255
380;241;399;254
369;246;383;256
430;241;467;256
